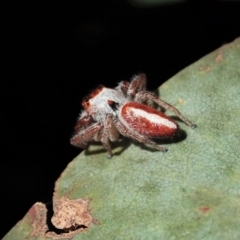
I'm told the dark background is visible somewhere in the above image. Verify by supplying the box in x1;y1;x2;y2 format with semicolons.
1;0;240;238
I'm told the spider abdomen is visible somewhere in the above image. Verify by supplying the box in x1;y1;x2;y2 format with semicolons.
119;102;178;138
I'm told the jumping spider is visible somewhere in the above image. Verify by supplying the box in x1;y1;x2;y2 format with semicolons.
71;73;196;158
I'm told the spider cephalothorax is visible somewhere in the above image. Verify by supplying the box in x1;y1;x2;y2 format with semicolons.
71;74;196;157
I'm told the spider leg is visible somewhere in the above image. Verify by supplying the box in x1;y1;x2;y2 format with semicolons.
113;118;168;152
127;73;147;99
70;123;103;148
74;114;94;132
101;115;120;158
115;80;130;96
135;91;196;128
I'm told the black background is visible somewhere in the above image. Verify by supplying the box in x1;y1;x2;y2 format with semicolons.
1;0;240;238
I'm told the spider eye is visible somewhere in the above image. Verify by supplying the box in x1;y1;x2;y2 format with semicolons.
108;100;119;111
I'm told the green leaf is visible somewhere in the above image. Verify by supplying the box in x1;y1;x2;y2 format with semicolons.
4;38;240;240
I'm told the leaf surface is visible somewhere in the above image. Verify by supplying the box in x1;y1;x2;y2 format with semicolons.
4;38;240;240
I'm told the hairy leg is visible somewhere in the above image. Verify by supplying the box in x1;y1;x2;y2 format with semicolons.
116;80;130;96
127;74;147;99
74;114;94;132
101;115;120;158
70;123;103;148
113;118;167;152
135;91;196;128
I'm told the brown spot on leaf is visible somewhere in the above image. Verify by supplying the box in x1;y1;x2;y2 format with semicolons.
199;206;211;213
199;65;211;73
178;98;184;104
51;196;96;230
27;197;97;239
215;52;223;63
28;202;48;237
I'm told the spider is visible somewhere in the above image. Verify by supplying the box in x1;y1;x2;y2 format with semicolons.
71;73;196;158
